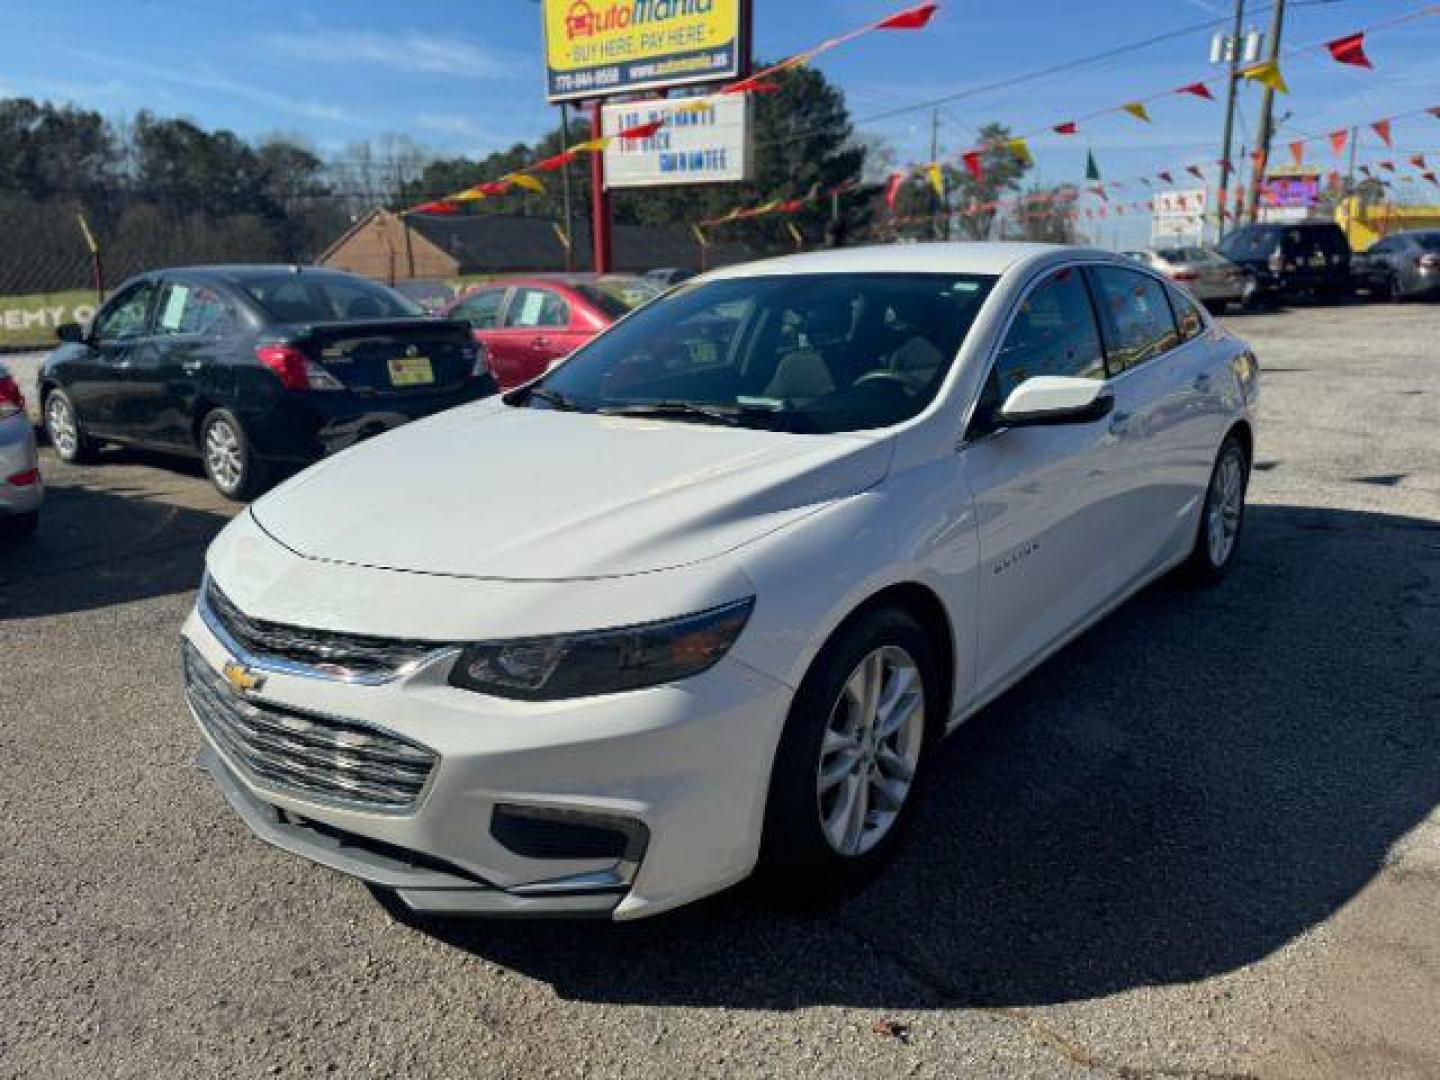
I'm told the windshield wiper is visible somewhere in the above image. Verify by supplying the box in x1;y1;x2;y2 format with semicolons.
596;401;770;428
526;385;582;411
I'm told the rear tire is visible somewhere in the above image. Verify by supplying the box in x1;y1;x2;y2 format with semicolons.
200;409;266;501
1181;433;1250;586
43;389;97;464
0;509;39;539
759;606;940;904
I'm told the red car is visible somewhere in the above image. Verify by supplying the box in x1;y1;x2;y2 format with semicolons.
442;275;661;389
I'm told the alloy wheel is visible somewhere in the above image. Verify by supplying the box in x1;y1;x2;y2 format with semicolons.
205;419;244;493
816;645;925;858
46;395;77;458
1207;447;1245;568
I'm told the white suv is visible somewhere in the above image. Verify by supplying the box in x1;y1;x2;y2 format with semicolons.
182;243;1259;920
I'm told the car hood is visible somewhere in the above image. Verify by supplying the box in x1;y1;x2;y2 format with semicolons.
250;400;893;581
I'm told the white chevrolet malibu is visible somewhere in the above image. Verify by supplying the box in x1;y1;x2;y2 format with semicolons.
182;243;1259;920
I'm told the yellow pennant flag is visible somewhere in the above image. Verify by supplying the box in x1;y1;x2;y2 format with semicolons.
1006;138;1032;166
691;224;710;246
1122;102;1151;123
505;173;545;194
452;187;487;202
551;222;572;250
786;221;804;247
925;162;945;198
569;137;611;153
754;199;781;215
1242;60;1289;94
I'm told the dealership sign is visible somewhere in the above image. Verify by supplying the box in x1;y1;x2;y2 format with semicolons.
602;94;751;187
1152;188;1208;242
542;0;744;102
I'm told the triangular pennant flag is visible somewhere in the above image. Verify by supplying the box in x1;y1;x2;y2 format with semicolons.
1054;121;1078;135
1289;141;1305;167
1186;165;1206;182
504;173;545;194
1085;149;1101;182
884;171;905;209
961;151;983;181
1326;32;1373;69
1410;154;1428;169
875;1;939;30
1158;171;1174;185
1177;82;1214;101
1122;102;1151;123
1330;129;1349;155
617;119;665;141
411;200;458;215
1139;177;1152;187
1326;170;1341;189
1007;138;1032;166
1429;107;1440;120
925;163;945;199
1379;160;1397;173
533;150;578;172
1252;148;1268;173
1242;60;1288;94
1088;185;1108;202
691;224;709;247
1424;171;1439;187
1371;119;1393;147
570;137;611;153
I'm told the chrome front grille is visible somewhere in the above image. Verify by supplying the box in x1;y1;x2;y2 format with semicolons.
183;643;437;812
201;577;446;684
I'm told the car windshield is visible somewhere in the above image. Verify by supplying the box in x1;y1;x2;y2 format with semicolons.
1219;229;1279;260
521;272;997;434
239;274;421;322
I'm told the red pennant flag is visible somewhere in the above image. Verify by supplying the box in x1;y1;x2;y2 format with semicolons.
533;151;578;172
1371;119;1393;147
961;151;983;181
1430;107;1440;119
1326;170;1341;189
1252;148;1268;173
1410;154;1428;169
875;2;938;30
412;200;458;215
1053;121;1078;135
1289;141;1305;167
1145;201;1155;212
1379;160;1396;173
618;119;665;141
1329;129;1348;155
1177;82;1214;101
1424;172;1439;187
779;197;808;213
1326;32;1373;69
1186;164;1206;181
884;171;904;209
1158;171;1174;185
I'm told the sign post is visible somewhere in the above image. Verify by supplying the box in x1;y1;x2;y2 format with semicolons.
590;99;614;273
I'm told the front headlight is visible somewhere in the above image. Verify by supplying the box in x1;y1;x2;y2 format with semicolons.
448;598;755;700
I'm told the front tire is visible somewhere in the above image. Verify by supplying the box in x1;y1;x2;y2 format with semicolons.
759;606;940;902
0;509;39;539
200;409;266;501
1181;433;1250;585
43;389;97;464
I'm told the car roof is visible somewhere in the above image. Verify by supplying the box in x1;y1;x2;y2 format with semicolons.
157;265;380;287
701;241;1078;281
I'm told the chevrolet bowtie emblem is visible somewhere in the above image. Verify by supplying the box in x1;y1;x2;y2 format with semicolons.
222;660;265;695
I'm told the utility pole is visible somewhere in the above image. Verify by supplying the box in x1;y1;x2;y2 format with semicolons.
928;107;943;239
1247;0;1286;224
1345;126;1359;195
1216;0;1246;243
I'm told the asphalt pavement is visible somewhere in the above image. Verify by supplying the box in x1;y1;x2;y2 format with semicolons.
2;302;1438;1079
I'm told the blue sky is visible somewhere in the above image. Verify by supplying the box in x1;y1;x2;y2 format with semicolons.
3;0;1438;245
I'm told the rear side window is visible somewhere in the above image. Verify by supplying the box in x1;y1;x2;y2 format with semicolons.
1164;283;1205;342
452;287;506;329
1089;265;1179;373
505;288;569;329
154;282;238;337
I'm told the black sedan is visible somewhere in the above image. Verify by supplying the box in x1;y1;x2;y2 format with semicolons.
39;266;497;499
1352;230;1440;301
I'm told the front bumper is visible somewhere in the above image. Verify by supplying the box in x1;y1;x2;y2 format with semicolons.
181;600;793;920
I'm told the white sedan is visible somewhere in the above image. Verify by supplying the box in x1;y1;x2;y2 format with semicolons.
181;243;1259;920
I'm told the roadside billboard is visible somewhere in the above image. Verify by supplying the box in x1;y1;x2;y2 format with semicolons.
542;0;745;102
1152;188;1207;244
602;93;751;187
1259;168;1322;223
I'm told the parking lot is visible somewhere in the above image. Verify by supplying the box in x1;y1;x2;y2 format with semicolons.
2;302;1438;1079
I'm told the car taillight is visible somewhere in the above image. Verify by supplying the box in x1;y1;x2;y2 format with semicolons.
255;345;343;392
0;375;24;419
1417;254;1440;270
6;468;40;487
1170;270;1199;282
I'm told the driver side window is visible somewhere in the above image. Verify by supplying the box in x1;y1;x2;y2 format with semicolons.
94;283;157;343
975;267;1105;429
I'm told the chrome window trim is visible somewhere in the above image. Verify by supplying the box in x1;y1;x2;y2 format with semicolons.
198;576;458;686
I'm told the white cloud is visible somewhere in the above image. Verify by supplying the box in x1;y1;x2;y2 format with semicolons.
259;28;522;81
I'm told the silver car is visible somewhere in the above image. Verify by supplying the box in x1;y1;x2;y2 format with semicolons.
0;362;42;538
1127;247;1250;313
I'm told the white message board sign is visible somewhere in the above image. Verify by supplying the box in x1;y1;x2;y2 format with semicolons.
602;94;752;188
1152;188;1208;243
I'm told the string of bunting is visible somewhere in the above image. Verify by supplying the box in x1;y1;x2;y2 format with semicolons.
404;0;940;215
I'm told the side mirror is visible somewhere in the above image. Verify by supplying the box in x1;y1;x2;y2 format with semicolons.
56;322;85;344
999;376;1114;427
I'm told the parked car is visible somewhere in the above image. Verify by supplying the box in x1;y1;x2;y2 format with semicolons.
39;266;496;500
644;267;696;287
0;363;42;538
183;242;1259;920
1351;230;1440;301
1125;246;1249;313
1217;220;1352;305
442;274;662;389
390;278;457;313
